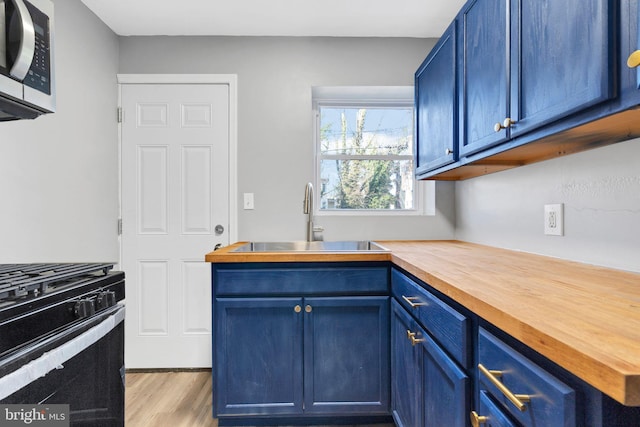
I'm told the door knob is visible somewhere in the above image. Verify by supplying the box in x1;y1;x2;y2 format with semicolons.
215;224;224;235
628;50;640;68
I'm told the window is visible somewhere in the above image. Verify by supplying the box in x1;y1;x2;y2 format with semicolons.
313;86;424;214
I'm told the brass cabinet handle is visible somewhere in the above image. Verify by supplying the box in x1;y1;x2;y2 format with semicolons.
478;364;530;411
410;335;425;346
470;411;488;427
406;330;425;346
628;50;640;68
494;117;516;132
401;295;426;308
305;305;312;313
294;305;302;313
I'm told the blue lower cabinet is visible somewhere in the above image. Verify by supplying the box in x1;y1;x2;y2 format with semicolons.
478;328;576;427
214;293;391;422
214;297;304;416
391;299;470;427
303;297;390;415
419;324;469;427
392;300;423;427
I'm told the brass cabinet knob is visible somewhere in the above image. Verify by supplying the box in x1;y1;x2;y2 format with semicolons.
494;118;516;132
305;305;312;313
294;305;302;313
628;50;640;68
470;411;488;427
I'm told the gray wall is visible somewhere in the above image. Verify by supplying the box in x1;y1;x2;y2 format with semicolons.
455;138;640;272
118;36;456;242
0;0;120;262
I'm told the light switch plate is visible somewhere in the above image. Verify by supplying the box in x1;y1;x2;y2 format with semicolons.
243;193;254;210
544;204;563;236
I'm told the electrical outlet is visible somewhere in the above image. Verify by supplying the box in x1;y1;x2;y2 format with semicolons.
544;204;564;236
243;193;254;210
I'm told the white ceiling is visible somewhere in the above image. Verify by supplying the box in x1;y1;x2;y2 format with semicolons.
80;0;465;38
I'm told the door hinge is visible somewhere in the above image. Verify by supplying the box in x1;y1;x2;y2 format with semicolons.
117;107;123;123
117;218;123;236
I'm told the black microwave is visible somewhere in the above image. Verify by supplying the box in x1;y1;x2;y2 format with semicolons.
0;0;54;121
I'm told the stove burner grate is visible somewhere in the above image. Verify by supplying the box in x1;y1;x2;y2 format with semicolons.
0;263;113;301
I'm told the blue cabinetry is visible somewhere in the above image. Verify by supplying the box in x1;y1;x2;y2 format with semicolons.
415;22;458;176
477;328;576;427
391;270;470;427
460;0;613;158
211;262;391;425
416;0;638;180
460;0;509;157
215;297;304;416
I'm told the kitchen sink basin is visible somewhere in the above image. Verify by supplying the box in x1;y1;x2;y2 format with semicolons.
231;240;388;253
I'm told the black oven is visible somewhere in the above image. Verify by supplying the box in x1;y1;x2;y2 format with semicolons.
0;264;125;426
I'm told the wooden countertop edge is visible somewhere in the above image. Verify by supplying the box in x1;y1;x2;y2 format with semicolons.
204;241;392;263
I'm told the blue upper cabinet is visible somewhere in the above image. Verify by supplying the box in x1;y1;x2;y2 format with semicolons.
415;21;458;177
509;0;614;138
460;0;509;157
416;0;629;179
460;0;614;158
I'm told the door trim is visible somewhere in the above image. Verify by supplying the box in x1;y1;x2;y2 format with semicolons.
116;74;239;267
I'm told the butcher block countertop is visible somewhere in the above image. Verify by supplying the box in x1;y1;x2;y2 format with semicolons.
205;240;640;406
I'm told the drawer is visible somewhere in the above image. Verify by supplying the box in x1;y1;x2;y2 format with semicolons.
214;264;389;296
478;328;576;427
391;268;470;368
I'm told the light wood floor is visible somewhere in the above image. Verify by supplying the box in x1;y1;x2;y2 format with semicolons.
125;371;394;427
125;370;216;427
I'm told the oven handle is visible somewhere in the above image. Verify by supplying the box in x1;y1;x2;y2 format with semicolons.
0;304;125;400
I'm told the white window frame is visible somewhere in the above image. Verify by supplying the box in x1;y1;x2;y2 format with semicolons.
312;86;434;216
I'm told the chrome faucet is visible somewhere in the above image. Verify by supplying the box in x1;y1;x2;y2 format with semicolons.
303;182;323;242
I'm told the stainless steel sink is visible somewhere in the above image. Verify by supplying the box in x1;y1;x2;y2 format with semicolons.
231;240;388;253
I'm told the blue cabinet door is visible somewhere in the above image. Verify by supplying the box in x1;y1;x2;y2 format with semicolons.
303;296;390;415
391;300;422;427
419;325;470;427
215;297;304;416
460;0;510;157
510;0;614;137
415;21;458;176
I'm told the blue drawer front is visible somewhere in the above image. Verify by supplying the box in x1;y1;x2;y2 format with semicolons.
478;328;576;427
478;390;518;427
215;264;389;296
391;268;470;368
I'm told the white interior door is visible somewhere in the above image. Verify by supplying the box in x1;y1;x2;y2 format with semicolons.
121;82;230;368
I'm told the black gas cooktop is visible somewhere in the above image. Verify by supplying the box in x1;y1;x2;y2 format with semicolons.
0;263;125;358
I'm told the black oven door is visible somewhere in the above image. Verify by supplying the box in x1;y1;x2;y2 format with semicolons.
0;304;125;426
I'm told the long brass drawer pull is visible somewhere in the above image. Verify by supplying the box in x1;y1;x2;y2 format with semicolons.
478;363;530;412
402;295;426;308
